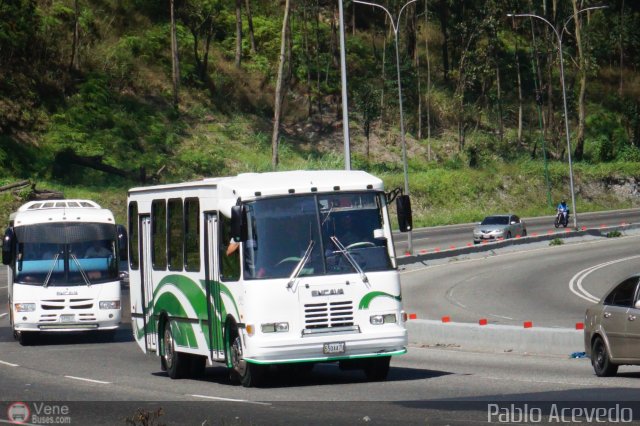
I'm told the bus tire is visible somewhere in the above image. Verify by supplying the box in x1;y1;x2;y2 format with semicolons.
228;326;266;387
189;355;207;378
162;320;189;379
363;356;391;381
17;331;36;346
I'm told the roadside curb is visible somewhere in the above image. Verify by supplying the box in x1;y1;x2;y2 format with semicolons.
397;223;640;266
406;319;584;356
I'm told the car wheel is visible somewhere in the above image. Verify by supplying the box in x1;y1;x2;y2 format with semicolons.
592;336;618;377
162;320;189;379
17;331;36;346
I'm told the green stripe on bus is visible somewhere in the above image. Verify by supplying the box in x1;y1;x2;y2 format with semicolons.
358;291;401;310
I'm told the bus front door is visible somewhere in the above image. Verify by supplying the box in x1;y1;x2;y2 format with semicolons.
140;215;157;352
205;213;225;361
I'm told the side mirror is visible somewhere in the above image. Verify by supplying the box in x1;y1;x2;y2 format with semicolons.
396;195;413;233
116;224;128;262
231;205;243;242
2;227;15;265
635;300;640;310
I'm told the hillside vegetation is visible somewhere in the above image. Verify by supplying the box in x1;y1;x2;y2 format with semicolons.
1;1;639;225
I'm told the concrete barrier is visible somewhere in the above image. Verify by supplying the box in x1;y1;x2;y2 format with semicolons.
406;319;585;356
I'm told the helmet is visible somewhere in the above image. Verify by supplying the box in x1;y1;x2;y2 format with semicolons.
561;200;566;204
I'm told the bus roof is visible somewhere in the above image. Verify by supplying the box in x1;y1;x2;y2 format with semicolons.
9;199;115;226
128;170;384;199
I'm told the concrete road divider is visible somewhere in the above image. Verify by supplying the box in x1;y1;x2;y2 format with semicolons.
406;319;584;356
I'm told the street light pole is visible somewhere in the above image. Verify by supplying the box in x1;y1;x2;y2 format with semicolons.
508;6;606;231
338;0;351;170
354;0;418;254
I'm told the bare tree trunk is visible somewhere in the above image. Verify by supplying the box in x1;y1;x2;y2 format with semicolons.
170;0;180;109
302;1;312;117
380;16;388;111
235;0;242;68
619;0;625;96
314;0;322;115
515;30;524;144
245;0;257;54
271;0;291;170
69;0;79;71
439;0;449;82
571;0;586;161
415;5;421;140
425;0;432;161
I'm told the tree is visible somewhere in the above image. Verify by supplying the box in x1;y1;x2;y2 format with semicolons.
245;0;257;54
271;0;291;169
170;0;180;109
235;0;242;68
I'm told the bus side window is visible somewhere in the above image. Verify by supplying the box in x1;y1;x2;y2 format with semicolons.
219;215;240;281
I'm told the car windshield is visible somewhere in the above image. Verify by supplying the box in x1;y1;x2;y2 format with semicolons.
243;192;393;280
14;223;118;286
481;216;509;225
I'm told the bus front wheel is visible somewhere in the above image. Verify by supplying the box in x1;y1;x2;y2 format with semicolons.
363;356;391;381
228;327;266;387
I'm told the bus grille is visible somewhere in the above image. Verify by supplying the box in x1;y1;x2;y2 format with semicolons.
40;298;93;310
304;301;354;329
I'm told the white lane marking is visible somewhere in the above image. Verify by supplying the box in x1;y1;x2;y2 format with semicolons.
64;375;111;384
0;313;7;319
488;314;514;320
191;394;271;406
0;285;7;289
569;255;640;303
0;359;19;367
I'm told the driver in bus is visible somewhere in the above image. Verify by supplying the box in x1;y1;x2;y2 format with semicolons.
85;241;111;258
336;213;359;247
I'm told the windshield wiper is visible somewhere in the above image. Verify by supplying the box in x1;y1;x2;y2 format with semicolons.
43;253;60;288
330;236;369;287
286;240;315;290
70;253;92;286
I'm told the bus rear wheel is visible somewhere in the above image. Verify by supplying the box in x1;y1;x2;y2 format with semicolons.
162;321;189;379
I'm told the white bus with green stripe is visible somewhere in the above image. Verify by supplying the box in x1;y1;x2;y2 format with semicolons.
128;170;411;386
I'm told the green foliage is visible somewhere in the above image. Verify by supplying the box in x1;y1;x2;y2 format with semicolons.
549;238;564;246
606;230;622;238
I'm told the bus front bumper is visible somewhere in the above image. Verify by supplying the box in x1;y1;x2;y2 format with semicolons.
243;327;408;364
13;309;121;332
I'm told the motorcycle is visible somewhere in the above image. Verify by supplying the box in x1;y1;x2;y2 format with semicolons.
554;209;569;228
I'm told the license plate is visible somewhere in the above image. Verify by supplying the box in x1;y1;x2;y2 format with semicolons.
323;342;345;354
59;314;75;323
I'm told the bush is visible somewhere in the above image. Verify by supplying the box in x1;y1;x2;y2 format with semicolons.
549;238;564;246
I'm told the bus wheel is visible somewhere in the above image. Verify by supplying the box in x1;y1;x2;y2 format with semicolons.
162;321;188;379
17;331;36;346
229;328;266;387
363;356;391;381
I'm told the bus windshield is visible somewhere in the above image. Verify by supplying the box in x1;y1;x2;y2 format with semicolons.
243;192;392;280
14;223;118;286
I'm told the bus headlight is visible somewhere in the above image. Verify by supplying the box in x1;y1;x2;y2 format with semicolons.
370;314;397;325
15;303;35;312
261;322;289;333
99;300;121;310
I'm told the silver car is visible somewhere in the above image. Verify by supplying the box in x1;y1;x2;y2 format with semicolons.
472;214;527;244
584;274;640;377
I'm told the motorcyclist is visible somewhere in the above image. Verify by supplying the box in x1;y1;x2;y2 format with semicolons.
557;200;569;214
556;200;570;226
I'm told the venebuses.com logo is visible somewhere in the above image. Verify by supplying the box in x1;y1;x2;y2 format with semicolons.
7;402;30;424
6;402;72;425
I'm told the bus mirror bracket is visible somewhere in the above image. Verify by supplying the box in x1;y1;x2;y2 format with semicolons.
2;227;15;265
396;195;413;233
